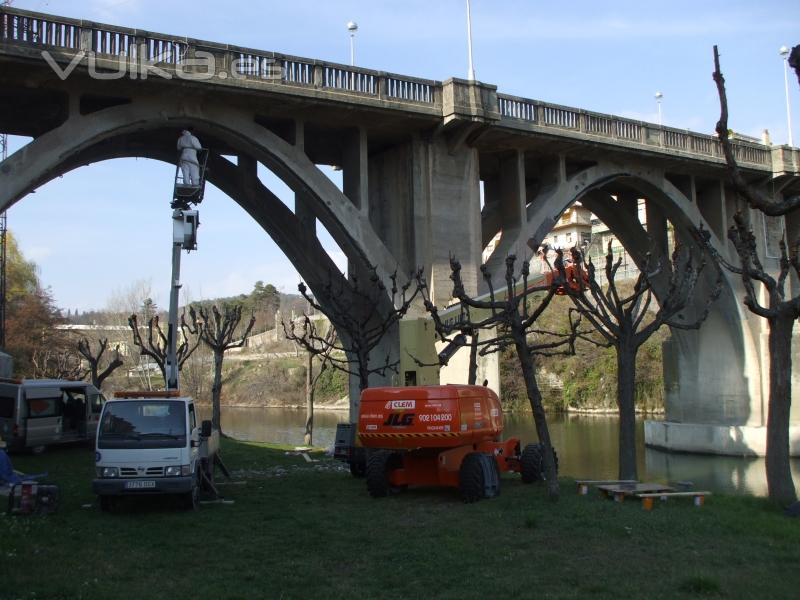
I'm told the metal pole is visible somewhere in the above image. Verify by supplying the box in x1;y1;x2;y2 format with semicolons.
347;21;358;67
165;210;182;390
655;91;663;126
466;0;476;81
781;47;794;146
0;1;10;350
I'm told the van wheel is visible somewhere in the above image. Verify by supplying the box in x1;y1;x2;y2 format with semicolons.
99;496;116;513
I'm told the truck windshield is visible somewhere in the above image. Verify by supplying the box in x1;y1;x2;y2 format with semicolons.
98;400;187;449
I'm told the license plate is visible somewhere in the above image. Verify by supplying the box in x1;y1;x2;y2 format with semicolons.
125;480;156;489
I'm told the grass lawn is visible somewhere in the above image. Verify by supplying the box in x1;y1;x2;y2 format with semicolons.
2;439;799;600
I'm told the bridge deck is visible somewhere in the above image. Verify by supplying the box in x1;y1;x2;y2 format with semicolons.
0;5;789;174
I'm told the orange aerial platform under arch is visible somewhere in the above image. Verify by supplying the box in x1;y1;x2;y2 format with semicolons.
352;385;557;502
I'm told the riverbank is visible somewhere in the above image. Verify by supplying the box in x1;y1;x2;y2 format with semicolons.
3;440;798;599
211;398;664;416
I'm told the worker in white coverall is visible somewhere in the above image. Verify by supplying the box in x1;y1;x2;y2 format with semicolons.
177;130;202;186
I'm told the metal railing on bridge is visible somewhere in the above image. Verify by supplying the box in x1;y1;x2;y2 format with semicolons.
0;6;776;168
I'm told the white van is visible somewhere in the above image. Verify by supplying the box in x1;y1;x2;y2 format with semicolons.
92;391;218;511
0;378;106;452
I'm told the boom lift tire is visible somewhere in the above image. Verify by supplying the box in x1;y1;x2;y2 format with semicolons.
521;443;559;483
459;452;500;503
521;443;543;483
349;460;366;478
366;450;402;498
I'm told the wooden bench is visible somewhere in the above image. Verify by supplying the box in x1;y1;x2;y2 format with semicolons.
575;480;637;495
637;491;712;510
597;482;675;502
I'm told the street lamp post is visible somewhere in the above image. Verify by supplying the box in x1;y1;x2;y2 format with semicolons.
466;0;476;81
780;45;794;147
655;91;663;126
347;21;358;67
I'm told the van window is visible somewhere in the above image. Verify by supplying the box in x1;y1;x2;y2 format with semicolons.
27;397;62;418
0;395;14;418
188;404;196;431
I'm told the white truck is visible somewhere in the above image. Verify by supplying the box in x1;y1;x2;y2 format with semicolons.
92;391;219;511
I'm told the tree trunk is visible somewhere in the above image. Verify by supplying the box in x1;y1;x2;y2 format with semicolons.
211;349;224;435
616;343;638;481
514;328;559;500
766;316;797;505
304;351;314;446
468;333;478;385
358;351;370;392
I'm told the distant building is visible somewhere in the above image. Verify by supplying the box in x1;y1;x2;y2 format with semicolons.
540;203;592;250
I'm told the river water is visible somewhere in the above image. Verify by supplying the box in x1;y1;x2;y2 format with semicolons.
218;406;800;497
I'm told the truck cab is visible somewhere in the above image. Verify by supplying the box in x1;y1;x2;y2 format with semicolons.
92;391;218;511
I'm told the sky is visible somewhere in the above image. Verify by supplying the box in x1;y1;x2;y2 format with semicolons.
4;0;800;312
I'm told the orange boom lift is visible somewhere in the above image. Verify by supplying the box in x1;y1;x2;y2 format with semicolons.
356;384;556;502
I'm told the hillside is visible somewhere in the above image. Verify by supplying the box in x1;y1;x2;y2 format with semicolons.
499;292;668;414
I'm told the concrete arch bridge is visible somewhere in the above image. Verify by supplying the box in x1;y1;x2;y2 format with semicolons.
0;6;798;455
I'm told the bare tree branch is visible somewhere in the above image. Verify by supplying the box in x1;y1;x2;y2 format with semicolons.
284;265;424;393
128;313;201;387
713;45;800;216
77;337;124;389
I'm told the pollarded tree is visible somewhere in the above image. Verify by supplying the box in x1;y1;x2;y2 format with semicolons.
184;304;256;435
128;313;201;388
565;242;720;480
284;266;422;394
418;255;579;501
699;215;799;504
712;45;800;505
297;320;337;446
76;337;124;390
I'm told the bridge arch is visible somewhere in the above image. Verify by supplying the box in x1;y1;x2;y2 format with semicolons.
484;159;762;426
0;98;403;293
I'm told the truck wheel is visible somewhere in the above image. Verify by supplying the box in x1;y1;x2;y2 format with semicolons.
521;443;543;483
459;452;485;503
99;495;116;513
366;450;401;498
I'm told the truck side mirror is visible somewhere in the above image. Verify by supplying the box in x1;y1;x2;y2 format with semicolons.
201;420;212;437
